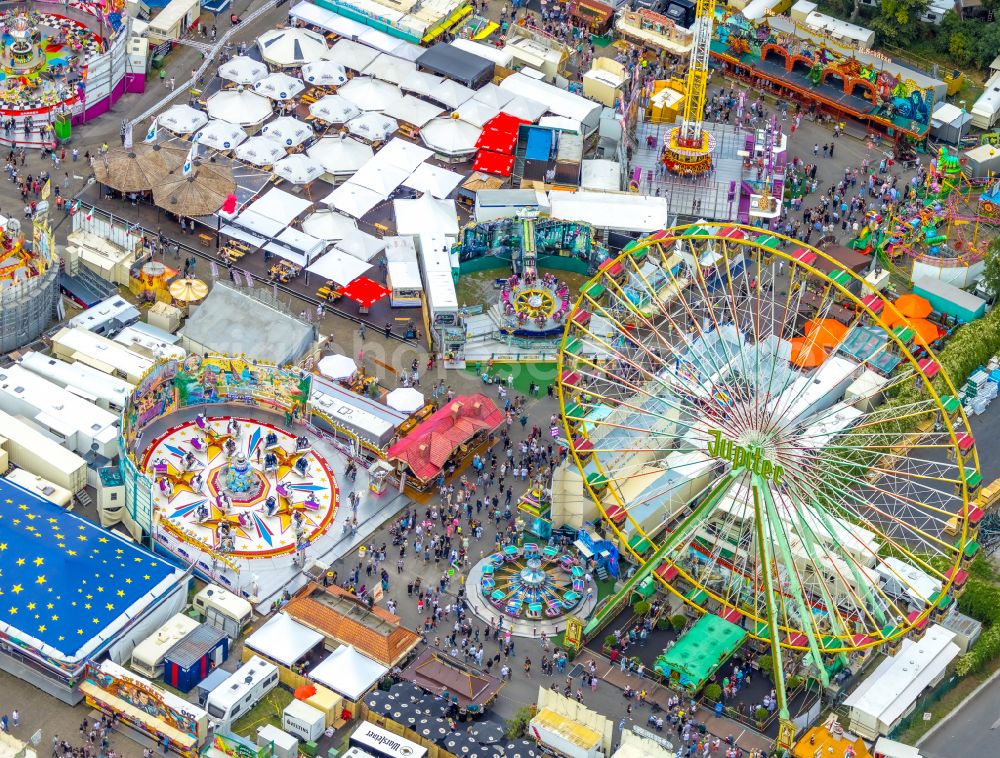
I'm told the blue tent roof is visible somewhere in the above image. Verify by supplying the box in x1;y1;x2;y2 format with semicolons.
0;478;182;661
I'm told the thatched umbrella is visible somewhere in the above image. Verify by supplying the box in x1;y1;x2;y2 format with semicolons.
143;143;188;179
153;160;236;217
93;144;165;192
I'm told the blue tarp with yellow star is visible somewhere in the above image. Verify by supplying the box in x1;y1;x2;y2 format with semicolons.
0;478;185;666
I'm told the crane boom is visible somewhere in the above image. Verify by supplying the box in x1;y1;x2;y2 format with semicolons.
679;0;716;146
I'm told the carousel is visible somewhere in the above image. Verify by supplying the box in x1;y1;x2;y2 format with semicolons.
498;272;571;337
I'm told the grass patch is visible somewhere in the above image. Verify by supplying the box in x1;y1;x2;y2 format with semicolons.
231;686;294;738
465;361;558;396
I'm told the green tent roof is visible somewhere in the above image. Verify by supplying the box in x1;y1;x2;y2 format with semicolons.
654;615;746;691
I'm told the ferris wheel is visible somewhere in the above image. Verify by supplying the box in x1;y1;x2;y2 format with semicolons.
558;224;981;748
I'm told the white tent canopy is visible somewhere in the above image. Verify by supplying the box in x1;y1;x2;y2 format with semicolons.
218;55;268;85
501;95;547;123
350;163;409;197
254;71;305;100
309;94;361;124
326;39;381;72
246;187;313;225
195;120;248;151
206;88;273;126
419;118;481;157
244;612;323;667
323;182;384;219
233;135;286;166
335;228;386;262
375;138;432;173
473;82;514;109
394;194;459;236
261;116;313;147
231;210;285;239
362;53;417;85
273;153;324;184
403;162;464;199
302;60;348;86
309;645;388;700
301;210;359;241
276;227;326;259
318;354;357;380
382;95;443;129
454;99;500;128
339;76;403;112
430;79;476;110
401;70;444;99
386;387;425;413
158;104;208;134
257;27;330;67
289;0;368;38
307;249;373;286
308;136;373;176
346;112;398;143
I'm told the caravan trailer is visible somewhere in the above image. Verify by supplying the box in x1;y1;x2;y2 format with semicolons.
193;584;253;638
130;613;201;678
18;351;133;412
204;656;279;731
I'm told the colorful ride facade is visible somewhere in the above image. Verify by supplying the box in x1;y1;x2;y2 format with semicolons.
712;11;943;139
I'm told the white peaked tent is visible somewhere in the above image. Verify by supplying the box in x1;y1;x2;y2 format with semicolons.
502;95;548;123
403;162;464;199
362;54;417;86
302;60;348;86
307;135;373;176
346;112;398;143
257;27;329;67
473;83;514;109
206;88;273;126
454;99;500;128
376;138;433;172
325;39;380;72
323;182;384;219
218;55;268;85
335;228;386;261
261;116;313;147
307;250;373;286
429;79;476;110
234;136;286;166
420;118;481;157
195;120;248;151
318;354;357;380
308;94;361;124
382;95;443;129
386;387;425;413
254;72;305;101
400;70;444;99
394;194;459;236
273;154;324;184
158;104;208;134
338;76;403;112
350;163;409;197
302;210;359;241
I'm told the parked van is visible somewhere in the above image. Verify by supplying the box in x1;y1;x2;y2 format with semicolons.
205;656;279;730
193;584;253;639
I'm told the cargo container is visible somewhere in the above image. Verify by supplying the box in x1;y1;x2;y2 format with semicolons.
0;409;87;492
283;699;325;742
256;725;298;758
18;350;134;412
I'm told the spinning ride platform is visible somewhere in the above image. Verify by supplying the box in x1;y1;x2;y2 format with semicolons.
498;273;572;338
143;416;339;559
465;545;598;636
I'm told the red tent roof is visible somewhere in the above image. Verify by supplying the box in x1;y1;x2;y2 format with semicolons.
387;394;504;482
483;112;528;134
472;150;514;177
339;276;390;307
476;128;518;154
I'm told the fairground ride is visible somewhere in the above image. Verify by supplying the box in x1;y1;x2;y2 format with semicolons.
559;224;981;751
662;0;717;176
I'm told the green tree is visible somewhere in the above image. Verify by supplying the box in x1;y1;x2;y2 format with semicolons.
980;237;1000;303
869;0;930;46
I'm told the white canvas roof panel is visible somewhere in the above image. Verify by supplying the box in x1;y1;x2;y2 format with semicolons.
501;94;548;123
232;210;286;239
401;70;445;99
326;39;381;72
394;194;458;236
548;190;667;232
455;99;500;128
307;249;373;285
363;53;418;85
500;73;601;130
309;645;388;700
387;259;422;288
244;612;323;667
403;162;464;199
263;243;308;267
382;95;444;128
323;182;385;218
276;227;326;257
581;159;621;192
308;136;374;175
335;229;386;261
374;138;433;173
246;187;312;225
383;235;418;262
301;210;359;240
350;162;409;196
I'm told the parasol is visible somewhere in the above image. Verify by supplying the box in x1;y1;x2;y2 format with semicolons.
158;104;208;134
302;60;348;86
789;336;828;369
339;276;390;308
386;387;425;414
142;261;167;277
466;722;505;745
206;88;274;126
169;278;209;303
93;144;164;192
257;27;330;68
153;161;237;217
234;136;287;166
892;293;932;320
218;56;268;85
143;143;189;178
254;71;306;101
307;135;373;175
195;120;248;152
804;318;848;349
339;77;403;112
261;116;314;147
273;153;324;184
346;112;398;143
309;94;361;124
899;317;942;345
318;354;357;380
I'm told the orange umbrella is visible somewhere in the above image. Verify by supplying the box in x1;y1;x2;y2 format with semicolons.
294;684;317;700
894;293;932;319
789;337;828;368
804;318;848;348
905;318;943;344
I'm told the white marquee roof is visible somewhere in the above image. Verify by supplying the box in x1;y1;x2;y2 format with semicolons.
307;249;373;286
394;194;458;236
206;88;273;126
307;136;374;176
244;612;323;667
323;182;385;219
301;210;359;241
403;162;464;199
